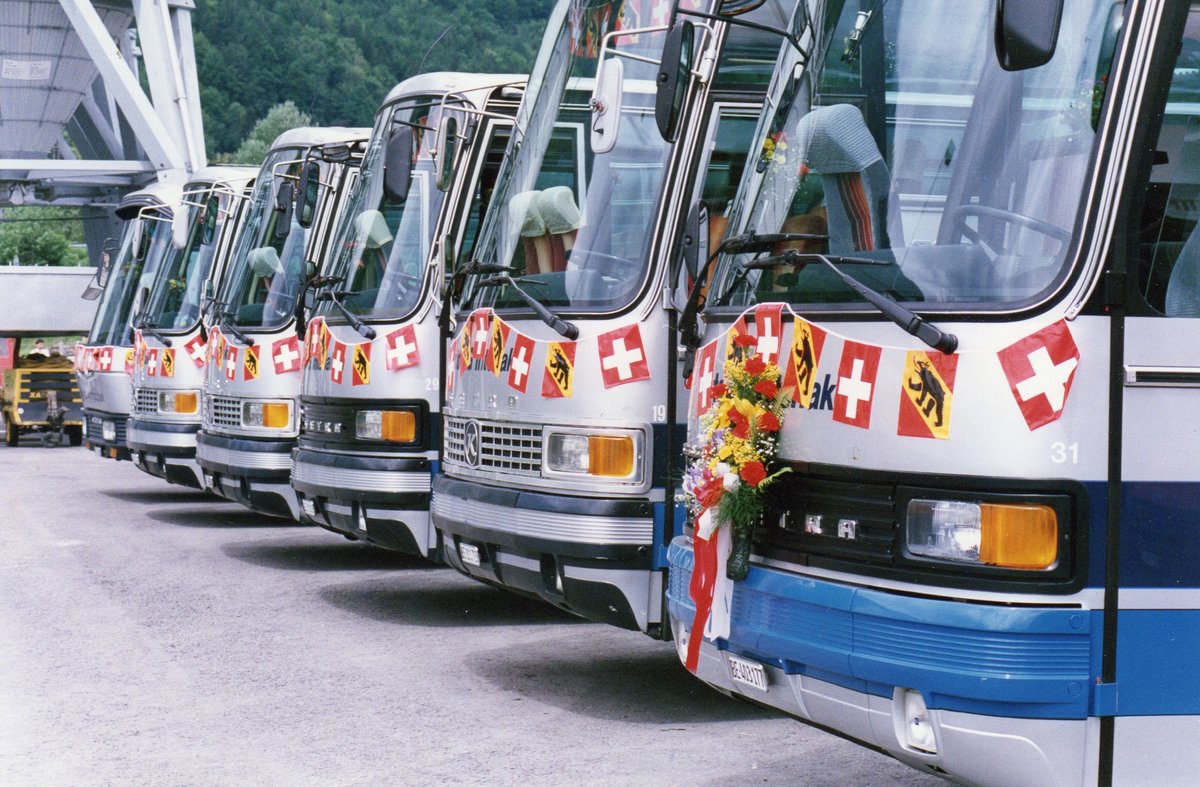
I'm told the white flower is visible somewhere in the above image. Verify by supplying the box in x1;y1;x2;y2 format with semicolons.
722;472;739;491
715;462;731;476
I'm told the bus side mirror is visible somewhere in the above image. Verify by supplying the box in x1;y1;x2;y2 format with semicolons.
297;161;321;228
170;207;189;251
679;200;708;283
995;0;1062;71
202;196;220;245
384;125;415;203
94;237;119;288
274;181;295;238
435;115;460;192
590;57;624;154
655;20;695;143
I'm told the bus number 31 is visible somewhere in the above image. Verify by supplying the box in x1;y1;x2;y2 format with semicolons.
1050;442;1079;464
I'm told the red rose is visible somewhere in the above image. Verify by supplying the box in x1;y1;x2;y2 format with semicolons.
734;333;757;348
758;410;780;433
739;460;767;487
744;356;765;376
754;379;778;399
729;409;750;439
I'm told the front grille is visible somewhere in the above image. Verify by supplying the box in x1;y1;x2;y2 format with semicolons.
443;416;542;475
758;474;898;564
208;395;241;429
132;387;158;415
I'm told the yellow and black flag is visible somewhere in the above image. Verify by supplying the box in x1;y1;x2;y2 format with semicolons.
541;340;576;398
352;343;371;386
783;318;827;409
897;350;957;440
488;317;510;377
160;348;176;378
243;344;260;381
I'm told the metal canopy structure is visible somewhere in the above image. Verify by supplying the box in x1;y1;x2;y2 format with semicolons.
0;0;205;234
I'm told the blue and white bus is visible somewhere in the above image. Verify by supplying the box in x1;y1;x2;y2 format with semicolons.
668;0;1200;783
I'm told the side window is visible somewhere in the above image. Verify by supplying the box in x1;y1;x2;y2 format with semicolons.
697;108;759;253
1136;6;1200;316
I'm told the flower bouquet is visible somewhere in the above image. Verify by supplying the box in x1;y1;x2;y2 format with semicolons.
683;331;793;581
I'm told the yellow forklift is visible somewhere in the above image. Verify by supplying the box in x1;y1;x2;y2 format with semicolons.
2;338;84;447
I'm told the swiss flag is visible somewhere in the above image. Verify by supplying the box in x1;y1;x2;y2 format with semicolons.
183;334;207;368
597;324;651;388
329;339;347;384
146;348;159;377
693;338;721;415
224;346;238;381
833;340;882;429
997;320;1080;431
123;349;134;375
305;317;324;363
384;325;420;371
753;304;784;366
97;346;114;372
470;310;491;359
272;335;302;375
507;332;535;393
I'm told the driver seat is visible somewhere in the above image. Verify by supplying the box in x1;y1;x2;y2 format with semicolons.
795;104;899;254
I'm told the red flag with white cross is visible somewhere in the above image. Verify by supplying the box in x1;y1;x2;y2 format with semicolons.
329;339;347;384
507;332;536;393
833;340;882;429
753;304;784;366
146;348;159;377
272;336;302;375
384;325;420;371
997;320;1080;431
470;310;491;359
97;346;114;372
224;345;238;381
597;324;650;388
183;334;207;368
693;338;721;415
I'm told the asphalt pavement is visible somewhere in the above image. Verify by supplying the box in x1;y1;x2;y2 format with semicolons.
0;442;942;785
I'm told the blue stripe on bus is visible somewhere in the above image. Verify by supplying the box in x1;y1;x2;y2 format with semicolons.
669;540;1200;717
1120;482;1200;588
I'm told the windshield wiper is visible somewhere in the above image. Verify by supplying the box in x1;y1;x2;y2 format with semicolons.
319;290;377;340
746;251;958;354
132;315;173;347
216;310;253;346
478;274;578;340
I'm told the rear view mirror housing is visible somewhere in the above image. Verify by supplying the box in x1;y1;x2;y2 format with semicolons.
274;181;295;238
170;206;189;251
201;195;220;245
590;57;624;154
655;20;695;143
383;125;415;203
995;0;1063;71
435;115;460;192
297;161;321;228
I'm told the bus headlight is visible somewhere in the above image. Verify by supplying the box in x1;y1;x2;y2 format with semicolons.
356;409;416;442
906;499;1058;570
243;400;291;429
159;390;199;414
545;431;638;479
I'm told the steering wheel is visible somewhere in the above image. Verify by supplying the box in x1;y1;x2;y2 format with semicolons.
948;204;1071;259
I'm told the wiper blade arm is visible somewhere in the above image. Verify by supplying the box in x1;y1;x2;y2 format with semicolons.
479;274;578;340
756;252;958;354
217;312;253;346
719;231;829;255
133;317;173;347
740;250;889;270
319;290;377;340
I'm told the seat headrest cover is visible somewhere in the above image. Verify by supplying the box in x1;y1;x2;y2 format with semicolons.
510;190;546;237
247;246;282;277
796;104;883;175
537;186;581;234
354;210;392;249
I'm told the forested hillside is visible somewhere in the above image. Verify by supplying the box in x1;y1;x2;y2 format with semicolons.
194;0;555;156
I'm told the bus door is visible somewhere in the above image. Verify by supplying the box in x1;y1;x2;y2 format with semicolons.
1115;2;1200;777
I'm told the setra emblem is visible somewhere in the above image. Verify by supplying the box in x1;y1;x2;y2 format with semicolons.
462;419;482;468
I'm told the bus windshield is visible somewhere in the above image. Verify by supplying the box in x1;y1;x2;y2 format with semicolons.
318;98;446;322
218;149;308;330
89;212;172;345
709;0;1121;312
461;0;680;315
141;185;236;332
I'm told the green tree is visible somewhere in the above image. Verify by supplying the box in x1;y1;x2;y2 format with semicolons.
232;101;314;165
0;206;88;266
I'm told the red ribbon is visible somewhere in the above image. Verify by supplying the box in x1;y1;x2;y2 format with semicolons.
685;523;720;673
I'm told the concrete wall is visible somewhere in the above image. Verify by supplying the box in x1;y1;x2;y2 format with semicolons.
0;267;100;336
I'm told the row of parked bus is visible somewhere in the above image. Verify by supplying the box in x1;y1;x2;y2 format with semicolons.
71;0;1200;783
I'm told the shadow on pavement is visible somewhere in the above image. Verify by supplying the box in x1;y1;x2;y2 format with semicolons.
222;540;430;572
471;642;781;725
144;507;289;529
319;576;587;628
102;489;217;505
